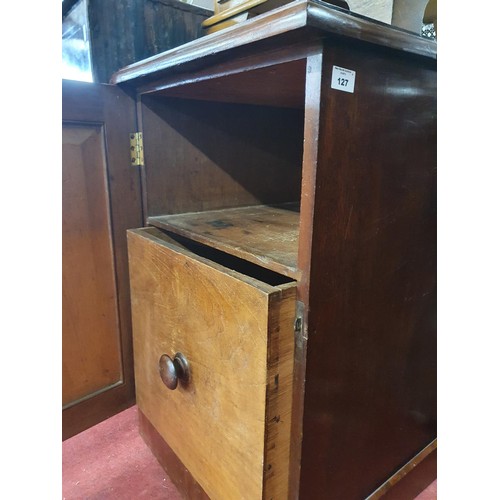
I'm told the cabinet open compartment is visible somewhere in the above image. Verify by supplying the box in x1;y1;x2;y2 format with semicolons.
138;58;307;278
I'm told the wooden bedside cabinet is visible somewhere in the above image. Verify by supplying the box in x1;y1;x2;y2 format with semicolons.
65;1;437;497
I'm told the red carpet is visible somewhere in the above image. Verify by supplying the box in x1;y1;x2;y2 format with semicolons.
416;479;437;500
62;406;181;499
62;405;436;499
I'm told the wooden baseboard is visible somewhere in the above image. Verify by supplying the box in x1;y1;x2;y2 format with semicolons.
63;383;135;441
138;409;210;500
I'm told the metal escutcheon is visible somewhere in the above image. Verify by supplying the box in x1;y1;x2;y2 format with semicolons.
158;352;190;390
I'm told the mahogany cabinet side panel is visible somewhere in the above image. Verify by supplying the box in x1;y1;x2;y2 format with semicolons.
140;96;304;217
378;448;437;500
299;44;436;499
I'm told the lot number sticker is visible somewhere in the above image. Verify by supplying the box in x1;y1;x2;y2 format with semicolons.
331;66;356;93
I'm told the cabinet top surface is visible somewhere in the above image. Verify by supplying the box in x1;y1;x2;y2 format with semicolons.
111;0;436;86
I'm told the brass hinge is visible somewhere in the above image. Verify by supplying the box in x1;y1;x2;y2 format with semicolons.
130;132;144;167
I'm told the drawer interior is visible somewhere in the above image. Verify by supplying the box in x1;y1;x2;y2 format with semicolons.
141;226;296;287
148;202;300;279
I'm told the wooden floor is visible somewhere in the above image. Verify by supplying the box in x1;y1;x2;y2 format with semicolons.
62;405;437;499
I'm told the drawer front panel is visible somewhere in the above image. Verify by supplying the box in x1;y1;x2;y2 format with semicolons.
128;228;296;499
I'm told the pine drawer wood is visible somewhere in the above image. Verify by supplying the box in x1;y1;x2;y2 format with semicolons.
148;203;300;279
128;227;296;500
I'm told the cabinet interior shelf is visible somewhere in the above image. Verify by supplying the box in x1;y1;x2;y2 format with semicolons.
148;203;300;279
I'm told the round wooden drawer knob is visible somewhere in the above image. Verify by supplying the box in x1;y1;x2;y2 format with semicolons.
158;353;190;390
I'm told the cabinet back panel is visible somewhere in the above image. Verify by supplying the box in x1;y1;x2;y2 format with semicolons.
140;96;304;217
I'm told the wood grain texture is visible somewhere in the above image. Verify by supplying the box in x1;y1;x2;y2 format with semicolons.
62;80;142;440
62;125;122;406
148;203;300;279
138;410;210;500
147;59;306;108
288;48;323;500
88;0;209;83
111;0;309;85
140;96;303;218
298;40;436;499
128;227;296;499
135;40;316;100
63;386;137;441
106;2;438;494
111;0;436;86
262;285;296;500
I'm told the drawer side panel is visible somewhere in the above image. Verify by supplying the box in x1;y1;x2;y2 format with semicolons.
263;284;296;500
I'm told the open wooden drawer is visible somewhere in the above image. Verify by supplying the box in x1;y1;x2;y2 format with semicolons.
127;227;297;499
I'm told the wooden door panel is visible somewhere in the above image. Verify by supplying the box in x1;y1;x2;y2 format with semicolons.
62;80;142;439
62;124;122;406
